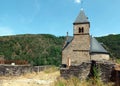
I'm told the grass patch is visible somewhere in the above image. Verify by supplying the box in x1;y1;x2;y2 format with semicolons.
115;58;120;64
43;65;59;73
52;76;114;86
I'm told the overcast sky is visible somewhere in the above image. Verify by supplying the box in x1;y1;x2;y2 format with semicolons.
0;0;120;36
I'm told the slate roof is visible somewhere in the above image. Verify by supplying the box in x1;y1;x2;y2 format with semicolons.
73;9;89;24
63;36;108;54
63;36;73;50
66;36;73;43
90;37;108;54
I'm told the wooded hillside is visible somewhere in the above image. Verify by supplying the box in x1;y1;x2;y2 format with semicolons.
0;34;65;66
96;34;120;59
0;34;119;66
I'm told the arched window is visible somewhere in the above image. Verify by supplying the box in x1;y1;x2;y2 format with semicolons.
79;27;84;33
82;27;84;33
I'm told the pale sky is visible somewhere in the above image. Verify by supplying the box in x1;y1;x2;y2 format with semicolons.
0;0;120;36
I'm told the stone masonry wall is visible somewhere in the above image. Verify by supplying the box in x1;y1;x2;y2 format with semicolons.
60;61;115;82
62;35;90;65
0;65;51;76
60;62;91;80
91;54;110;61
62;23;90;65
73;24;90;35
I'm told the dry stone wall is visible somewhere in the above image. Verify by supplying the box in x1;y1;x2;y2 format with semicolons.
60;61;115;82
60;62;91;79
0;65;51;76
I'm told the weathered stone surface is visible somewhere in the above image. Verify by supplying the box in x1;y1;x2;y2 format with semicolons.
60;62;91;80
60;61;115;82
62;11;91;65
62;33;90;65
91;54;109;61
97;62;115;82
0;65;51;76
0;65;32;76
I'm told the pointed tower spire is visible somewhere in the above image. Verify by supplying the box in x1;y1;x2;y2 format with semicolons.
73;9;89;25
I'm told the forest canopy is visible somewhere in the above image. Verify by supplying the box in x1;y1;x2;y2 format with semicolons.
0;34;119;66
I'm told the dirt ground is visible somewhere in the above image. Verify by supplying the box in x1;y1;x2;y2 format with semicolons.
0;71;60;86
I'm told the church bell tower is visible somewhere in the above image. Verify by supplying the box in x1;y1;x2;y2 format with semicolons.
62;9;91;65
73;9;90;35
72;9;90;64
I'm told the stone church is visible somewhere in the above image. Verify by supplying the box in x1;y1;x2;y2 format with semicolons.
62;9;110;66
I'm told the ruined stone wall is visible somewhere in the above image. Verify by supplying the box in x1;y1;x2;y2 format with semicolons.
60;61;115;82
0;65;32;76
60;62;91;80
94;61;115;82
0;65;51;76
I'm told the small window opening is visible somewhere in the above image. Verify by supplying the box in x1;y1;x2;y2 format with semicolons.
79;27;84;33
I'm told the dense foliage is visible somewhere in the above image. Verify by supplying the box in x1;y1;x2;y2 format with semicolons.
96;34;120;59
0;34;120;66
0;34;65;66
